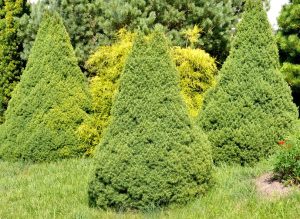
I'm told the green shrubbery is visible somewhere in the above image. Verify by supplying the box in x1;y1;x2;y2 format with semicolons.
78;30;217;154
274;120;300;185
20;0;247;66
198;0;298;165
275;134;300;185
0;12;91;162
276;0;300;110
0;0;29;119
77;30;135;154
19;0;106;68
172;46;217;118
88;32;212;210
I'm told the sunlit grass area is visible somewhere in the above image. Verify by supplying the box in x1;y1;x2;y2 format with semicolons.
0;158;299;219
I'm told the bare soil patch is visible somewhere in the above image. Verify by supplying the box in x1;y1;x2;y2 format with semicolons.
255;173;291;198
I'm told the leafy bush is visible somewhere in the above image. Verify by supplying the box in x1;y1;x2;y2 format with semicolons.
198;0;298;165
274;121;300;184
88;32;212;210
79;30;217;154
0;12;91;162
275;140;300;185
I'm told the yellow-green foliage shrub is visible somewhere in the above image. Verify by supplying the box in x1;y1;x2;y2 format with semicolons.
79;30;217;154
173;47;217;117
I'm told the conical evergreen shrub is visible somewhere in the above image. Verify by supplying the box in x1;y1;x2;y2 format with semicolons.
88;32;212;210
0;12;91;162
198;0;298;165
78;29;217;155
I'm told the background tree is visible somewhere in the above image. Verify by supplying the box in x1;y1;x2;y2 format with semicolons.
0;0;29;121
88;32;212;210
19;0;106;68
20;0;271;67
277;0;300;112
198;0;298;165
97;0;240;63
21;0;248;67
0;12;91;162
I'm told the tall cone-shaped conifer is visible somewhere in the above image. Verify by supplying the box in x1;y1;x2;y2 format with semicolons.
198;0;298;165
88;32;212;210
0;12;91;162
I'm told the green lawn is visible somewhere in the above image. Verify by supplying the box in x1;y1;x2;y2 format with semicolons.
0;158;299;219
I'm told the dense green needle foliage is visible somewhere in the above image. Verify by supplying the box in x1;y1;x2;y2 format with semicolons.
277;0;300;111
198;0;298;165
78;30;217;155
0;12;91;162
88;33;212;210
0;0;29;120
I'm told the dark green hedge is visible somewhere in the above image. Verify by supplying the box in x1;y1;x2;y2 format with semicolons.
0;12;91;162
88;32;212;210
198;0;298;165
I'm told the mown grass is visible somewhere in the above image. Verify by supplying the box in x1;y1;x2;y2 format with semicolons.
0;158;299;219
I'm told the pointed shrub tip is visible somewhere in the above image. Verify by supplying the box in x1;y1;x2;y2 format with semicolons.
245;0;264;10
